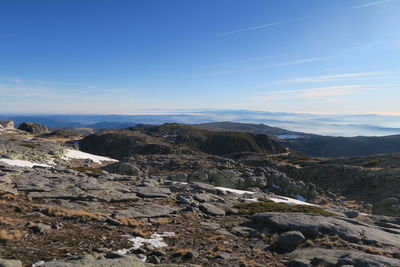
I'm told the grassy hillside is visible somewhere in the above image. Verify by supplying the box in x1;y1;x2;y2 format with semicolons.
195;121;400;157
282;134;400;157
196;121;296;136
137;123;287;155
80;123;287;158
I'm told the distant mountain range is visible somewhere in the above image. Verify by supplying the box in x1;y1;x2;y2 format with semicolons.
2;112;400;157
1;111;400;137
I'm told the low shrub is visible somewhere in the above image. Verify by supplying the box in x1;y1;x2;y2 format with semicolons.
363;159;382;167
70;167;103;175
20;143;39;149
0;230;22;242
39;206;107;221
234;199;334;216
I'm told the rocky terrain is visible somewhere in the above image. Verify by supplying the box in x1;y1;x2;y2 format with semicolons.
1;124;400;266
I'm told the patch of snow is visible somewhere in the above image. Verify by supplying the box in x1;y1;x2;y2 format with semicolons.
215;187;255;195
116;232;175;256
31;261;45;267
62;149;118;164
0;159;51;168
245;198;259;202
215;186;314;205
268;195;316;206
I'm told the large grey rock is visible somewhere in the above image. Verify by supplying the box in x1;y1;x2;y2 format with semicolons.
16;173;139;203
285;248;400;267
168;173;188;183
132;187;170;198
194;193;213;203
278;231;305;249
190;182;217;194
252;212;400;247
18;122;49;134
0;258;23;267
344;210;359;218
208;169;241;188
199;203;225;216
118;163;141;176
113;204;177;218
188;170;209;183
38;254;144;267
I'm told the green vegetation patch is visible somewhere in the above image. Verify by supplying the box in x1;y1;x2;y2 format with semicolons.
19;143;39;149
363;159;382;167
234;199;334;216
70;167;104;175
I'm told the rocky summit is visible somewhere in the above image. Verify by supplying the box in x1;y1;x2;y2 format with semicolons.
1;124;400;267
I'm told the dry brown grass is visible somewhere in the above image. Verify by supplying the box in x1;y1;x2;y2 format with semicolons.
177;248;193;254
313;235;352;249
213;244;233;253
0;230;22;242
131;229;147;238
153;217;170;225
0;216;18;225
116;217;142;227
38;206;107;221
360;246;386;256
208;235;226;241
0;193;17;200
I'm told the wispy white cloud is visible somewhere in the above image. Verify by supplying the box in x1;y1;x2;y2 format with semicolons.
295;85;371;99
319;67;349;73
216;17;310;37
217;55;285;66
238;56;334;72
350;0;394;9
281;71;393;84
270;57;334;68
251;84;384;100
0;77;136;101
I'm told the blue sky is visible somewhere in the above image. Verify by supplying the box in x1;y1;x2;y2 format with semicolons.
1;0;399;114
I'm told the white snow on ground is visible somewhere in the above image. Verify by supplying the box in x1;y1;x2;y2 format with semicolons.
62;149;118;164
116;232;175;257
0;159;51;168
215;187;254;195
215;186;315;206
268;195;316;206
31;261;45;267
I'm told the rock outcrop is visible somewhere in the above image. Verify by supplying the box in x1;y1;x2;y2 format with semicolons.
18;122;49;134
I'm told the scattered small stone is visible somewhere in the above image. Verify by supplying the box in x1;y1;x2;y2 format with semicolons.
344;211;359;218
183;251;199;260
215;252;231;260
147;255;161;264
28;222;51;234
133;248;147;255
